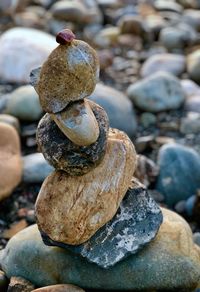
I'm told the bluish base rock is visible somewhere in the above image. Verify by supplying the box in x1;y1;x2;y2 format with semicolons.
42;180;163;268
156;143;200;207
1;208;200;291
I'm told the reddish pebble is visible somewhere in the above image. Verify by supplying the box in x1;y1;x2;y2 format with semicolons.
56;29;75;45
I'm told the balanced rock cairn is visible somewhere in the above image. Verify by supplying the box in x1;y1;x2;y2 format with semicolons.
31;29;163;268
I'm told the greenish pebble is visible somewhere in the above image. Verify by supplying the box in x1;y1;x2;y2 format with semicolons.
4;85;43;121
140;112;157;128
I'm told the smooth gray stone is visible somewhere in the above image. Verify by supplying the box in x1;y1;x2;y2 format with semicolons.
127;72;185;112
156;143;200;207
22;153;54;183
4;85;43;121
41;182;163;268
89;83;137;138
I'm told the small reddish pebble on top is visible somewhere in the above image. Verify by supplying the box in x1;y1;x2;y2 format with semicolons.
56;29;76;45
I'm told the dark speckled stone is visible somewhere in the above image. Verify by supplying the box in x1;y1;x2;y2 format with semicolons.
41;180;163;268
36;99;109;176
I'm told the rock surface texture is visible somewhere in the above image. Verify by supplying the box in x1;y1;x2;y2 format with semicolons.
0;208;199;291
36;129;137;245
42;179;162;268
35;39;99;113
31;28;162;269
37;100;109;175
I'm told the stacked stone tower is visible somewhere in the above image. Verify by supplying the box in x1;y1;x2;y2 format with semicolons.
31;29;162;268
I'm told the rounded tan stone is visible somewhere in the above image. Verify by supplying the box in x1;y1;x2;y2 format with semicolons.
0;123;22;201
35;129;137;245
33;284;85;292
36;40;99;113
51;99;99;146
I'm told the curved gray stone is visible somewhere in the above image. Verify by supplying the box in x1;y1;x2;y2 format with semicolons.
37;99;109;175
42;180;163;268
89;83;137;138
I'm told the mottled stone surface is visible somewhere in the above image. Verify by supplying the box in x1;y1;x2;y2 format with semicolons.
42;180;162;268
1;209;200;291
36;40;99;113
37;100;109;175
36;128;137;245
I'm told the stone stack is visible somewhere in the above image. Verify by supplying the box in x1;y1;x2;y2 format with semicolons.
30;29;162;268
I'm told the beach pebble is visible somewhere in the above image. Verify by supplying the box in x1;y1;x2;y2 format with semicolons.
180;112;200;134
156;143;200;207
4;85;43;121
0;28;57;83
0;114;20;132
90;83;137;137
36;38;99;113
185;96;200;113
51;0;102;24
187;50;200;84
22;153;54;184
0;123;22;201
141;54;185;77
127;72;185;112
181;79;200;97
159;24;196;51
